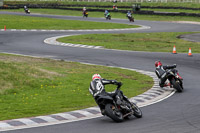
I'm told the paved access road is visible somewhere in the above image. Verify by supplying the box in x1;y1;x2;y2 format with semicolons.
1;12;200;133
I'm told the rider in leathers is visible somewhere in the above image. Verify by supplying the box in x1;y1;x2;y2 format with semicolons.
89;74;123;114
155;61;176;88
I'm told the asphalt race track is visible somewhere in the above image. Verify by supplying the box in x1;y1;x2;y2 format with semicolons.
1;12;200;133
178;33;200;42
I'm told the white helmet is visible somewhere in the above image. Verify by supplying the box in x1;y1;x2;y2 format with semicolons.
92;74;101;80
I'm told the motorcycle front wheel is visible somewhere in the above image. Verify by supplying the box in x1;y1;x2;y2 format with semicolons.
171;78;183;92
131;102;142;118
105;103;123;122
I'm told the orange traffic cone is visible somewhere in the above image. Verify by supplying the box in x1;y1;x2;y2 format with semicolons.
4;25;6;31
188;48;192;56
172;45;177;54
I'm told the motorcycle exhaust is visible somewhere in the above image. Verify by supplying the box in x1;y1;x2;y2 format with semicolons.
123;111;133;118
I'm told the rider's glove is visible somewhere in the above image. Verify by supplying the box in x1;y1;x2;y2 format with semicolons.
173;64;177;68
117;82;122;86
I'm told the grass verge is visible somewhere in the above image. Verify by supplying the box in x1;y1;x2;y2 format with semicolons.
142;8;200;14
0;53;153;121
0;14;139;30
57;32;200;53
4;1;200;8
2;8;200;22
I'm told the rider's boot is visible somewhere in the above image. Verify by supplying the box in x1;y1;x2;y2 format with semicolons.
164;82;172;88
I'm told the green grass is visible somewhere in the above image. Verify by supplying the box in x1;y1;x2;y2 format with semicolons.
142;8;200;14
0;53;153;120
1;8;129;19
3;8;200;22
0;14;139;30
57;32;200;53
4;1;200;8
56;7;200;14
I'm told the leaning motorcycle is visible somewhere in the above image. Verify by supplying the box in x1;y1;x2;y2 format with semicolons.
24;8;30;14
105;13;111;20
127;14;134;22
94;85;142;122
83;11;88;18
166;68;183;92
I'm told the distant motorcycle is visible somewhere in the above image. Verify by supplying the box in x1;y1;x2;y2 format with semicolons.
105;13;111;20
94;84;142;122
127;14;134;22
24;6;30;14
83;11;88;18
166;67;183;92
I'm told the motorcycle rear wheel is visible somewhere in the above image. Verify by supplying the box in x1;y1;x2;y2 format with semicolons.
131;102;142;118
171;78;183;92
105;103;123;122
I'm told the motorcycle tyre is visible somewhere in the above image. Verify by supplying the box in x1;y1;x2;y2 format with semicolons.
107;15;111;20
105;103;123;122
131;102;142;118
130;17;134;22
171;78;183;92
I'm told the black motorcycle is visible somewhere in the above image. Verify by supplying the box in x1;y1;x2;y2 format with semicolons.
166;68;183;92
105;13;111;20
24;6;30;14
94;85;142;122
83;11;88;18
127;14;134;22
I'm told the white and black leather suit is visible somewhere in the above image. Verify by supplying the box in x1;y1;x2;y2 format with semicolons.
89;79;123;111
89;78;121;98
155;64;176;87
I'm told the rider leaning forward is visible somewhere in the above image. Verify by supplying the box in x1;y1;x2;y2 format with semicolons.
155;61;177;88
89;74;123;114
